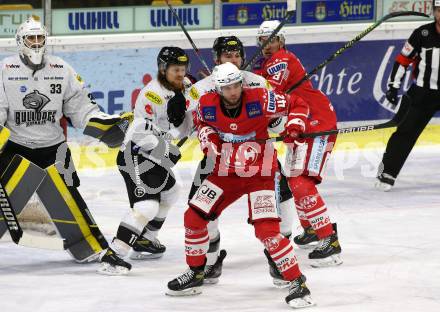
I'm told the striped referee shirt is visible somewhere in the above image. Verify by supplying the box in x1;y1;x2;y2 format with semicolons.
389;22;440;90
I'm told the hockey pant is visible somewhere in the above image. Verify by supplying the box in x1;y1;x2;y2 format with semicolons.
284;135;336;239
188;156;295;265
185;174;302;281
112;149;179;254
380;85;440;179
0;152;109;261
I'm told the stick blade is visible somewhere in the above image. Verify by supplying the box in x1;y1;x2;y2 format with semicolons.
287;0;296;12
19;232;65;250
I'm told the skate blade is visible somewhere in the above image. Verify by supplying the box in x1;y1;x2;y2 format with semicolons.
129;251;164;260
166;287;202;297
374;181;392;192
204;277;219;285
96;263;130;276
273;278;290;289
288;295;315;309
310;254;343;268
296;242;318;250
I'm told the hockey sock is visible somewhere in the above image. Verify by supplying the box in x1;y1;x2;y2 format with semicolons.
255;220;301;281
288;176;333;239
184;208;209;267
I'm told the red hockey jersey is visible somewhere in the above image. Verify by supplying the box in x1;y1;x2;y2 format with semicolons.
197;87;309;176
257;48;337;132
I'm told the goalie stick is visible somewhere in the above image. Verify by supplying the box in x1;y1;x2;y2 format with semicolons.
0;180;65;250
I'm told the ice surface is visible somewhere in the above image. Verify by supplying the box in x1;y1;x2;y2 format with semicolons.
1;146;440;312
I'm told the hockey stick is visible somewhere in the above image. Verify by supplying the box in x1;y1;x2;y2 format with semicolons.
242;0;296;71
268;94;411;141
164;0;211;74
0;181;65;250
285;11;430;94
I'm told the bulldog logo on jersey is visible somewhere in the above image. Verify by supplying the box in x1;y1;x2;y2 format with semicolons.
15;90;56;127
23;90;50;112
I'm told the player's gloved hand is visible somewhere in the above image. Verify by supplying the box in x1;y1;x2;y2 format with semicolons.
167;90;187;128
286;115;306;138
198;126;221;158
385;85;399;107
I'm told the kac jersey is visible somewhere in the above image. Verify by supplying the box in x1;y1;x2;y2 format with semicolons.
188;70;271;111
0;54;100;148
257;49;337;132
197;87;309;176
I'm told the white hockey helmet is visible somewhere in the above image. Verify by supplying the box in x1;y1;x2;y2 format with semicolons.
257;20;285;46
16;16;47;66
212;62;243;93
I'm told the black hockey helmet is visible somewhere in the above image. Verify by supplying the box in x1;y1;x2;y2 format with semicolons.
212;36;245;63
157;46;189;72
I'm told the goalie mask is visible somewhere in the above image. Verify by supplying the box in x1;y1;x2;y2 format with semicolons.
16;16;47;66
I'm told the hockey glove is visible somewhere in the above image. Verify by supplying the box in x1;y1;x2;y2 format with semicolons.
286;114;306;139
98;112;134;148
167;90;187;128
385;86;399;107
198;126;221;158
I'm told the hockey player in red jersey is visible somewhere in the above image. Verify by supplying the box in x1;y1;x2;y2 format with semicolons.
255;20;342;267
167;63;314;309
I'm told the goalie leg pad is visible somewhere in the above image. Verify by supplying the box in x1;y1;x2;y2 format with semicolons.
0;125;10;152
0;155;46;239
36;164;108;261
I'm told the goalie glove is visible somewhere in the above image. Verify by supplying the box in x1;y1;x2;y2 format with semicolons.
84;112;134;148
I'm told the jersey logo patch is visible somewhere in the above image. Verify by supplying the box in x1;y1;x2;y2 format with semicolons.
267;62;287;75
189;87;200;100
246;101;263;118
23;90;50;112
267;91;276;113
75;74;84;84
145;91;163;105
202;106;216;122
16;90;56;127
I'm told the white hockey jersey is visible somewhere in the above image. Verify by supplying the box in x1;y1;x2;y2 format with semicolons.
123;78;193;151
187;70;271;110
0;54;101;148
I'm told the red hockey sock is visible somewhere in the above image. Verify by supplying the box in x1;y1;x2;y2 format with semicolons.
184;208;209;267
255;221;301;281
289;176;333;239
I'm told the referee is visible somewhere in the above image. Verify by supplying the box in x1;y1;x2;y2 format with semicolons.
376;0;440;191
